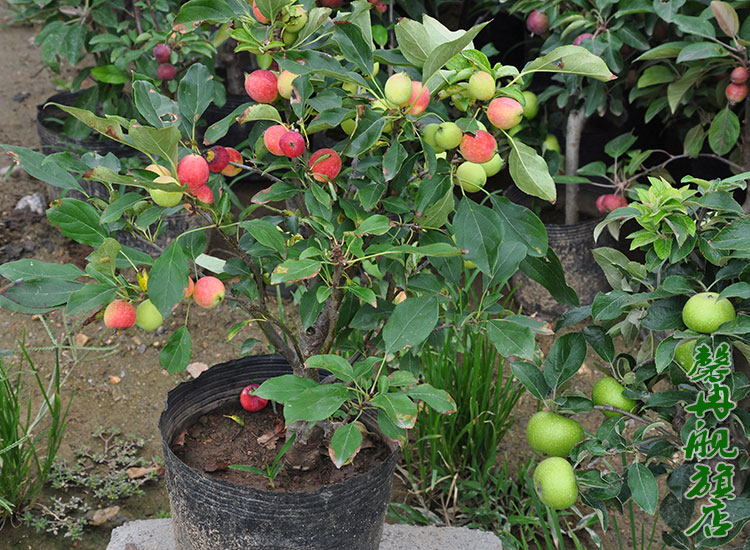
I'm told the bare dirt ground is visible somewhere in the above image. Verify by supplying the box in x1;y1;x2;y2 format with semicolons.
0;5;707;550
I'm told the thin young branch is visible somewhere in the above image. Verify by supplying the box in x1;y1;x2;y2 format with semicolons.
132;0;143;35
593;405;680;442
144;0;161;31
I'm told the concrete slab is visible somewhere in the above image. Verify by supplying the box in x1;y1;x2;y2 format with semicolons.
107;518;502;550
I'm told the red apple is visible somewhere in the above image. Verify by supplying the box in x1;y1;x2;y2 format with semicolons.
459;130;497;164
221;147;243;177
245;70;278;104
406;82;430;115
526;10;548;35
240;384;268;412
153;44;171;63
279;130;306;157
309;148;342;181
103;300;136;330
157;63;176;81
731;66;749;84
177;154;209;190
205;146;229;173
596;193;628;214
193;276;225;308
726;83;748;104
264;124;289;156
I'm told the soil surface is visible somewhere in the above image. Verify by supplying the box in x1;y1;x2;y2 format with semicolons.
0;4;717;550
174;403;391;492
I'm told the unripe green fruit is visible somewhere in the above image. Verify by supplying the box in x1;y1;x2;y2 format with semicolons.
592;376;636;418
480;154;504;176
682;292;736;333
284;6;307;32
135;299;163;331
533;457;578;510
256;52;273;70
543;133;561;154
522;90;539;120
434;122;463;150
526;411;583;457
384;72;413;106
422;123;444;152
282;29;297;46
468;71;495;101
454;162;487;193
149;175;183;207
674;340;696;373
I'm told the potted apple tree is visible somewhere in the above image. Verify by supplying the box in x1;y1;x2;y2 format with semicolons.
1;0;615;547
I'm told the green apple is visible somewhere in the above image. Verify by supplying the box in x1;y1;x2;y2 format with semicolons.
454;162;486;193
434;122;463;150
479;154;504;176
422;123;444;152
149;175;183;207
468;71;495;101
135;299;163;331
283;5;307;32
682;292;736;333
592;376;637;418
542;133;561;154
533;457;578;510
384;72;413;107
674;339;696;373
522;90;539;120
526;411;584;457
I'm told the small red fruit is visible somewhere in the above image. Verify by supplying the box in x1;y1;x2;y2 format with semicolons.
726;82;748;104
191;185;214;204
252;0;270;23
103;300;136;330
264;124;288;156
318;0;343;7
245;70;278;104
153;44;171;63
459;130;497;164
596;193;628;214
221;147;243;177
240;384;268;412
193;276;226;308
309;148;342;182
487;97;524;130
205;146;229;173
279;130;306;158
177;154;210;190
157;63;177;81
406;82;430;115
730;66;749;84
526;10;549;35
573;33;594;46
375;1;387;13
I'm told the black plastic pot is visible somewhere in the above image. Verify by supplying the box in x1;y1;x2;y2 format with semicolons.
159;355;399;550
505;186;615;319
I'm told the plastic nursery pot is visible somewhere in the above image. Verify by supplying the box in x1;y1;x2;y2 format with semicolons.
504;186;615;319
159;355;399;550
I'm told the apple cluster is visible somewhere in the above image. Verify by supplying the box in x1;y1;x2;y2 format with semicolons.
102;276;225;331
726;66;749;104
153;43;176;81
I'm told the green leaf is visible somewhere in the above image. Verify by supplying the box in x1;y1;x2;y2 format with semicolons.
708;107;741;156
271;259;321;284
510;360;549;400
66;283;116;316
636;66;675;88
0;259;84;282
406;383;456;414
711;217;750;251
371;392;418;428
653;0;685;22
711;0;739;37
1;145;83;192
178;64;215;135
583;325;616;363
148;241;189;317
507;139;556;203
591;290;631;321
132;81;180;129
634;42;689;61
175;0;235;23
47;199;109;246
519;250;579;306
284;384;351;423
329;423;363;468
305;354;355;382
204;102;253;144
543;332;587;390
159;326;192;374
522;45;615;82
86;238;121;279
0;279;82;314
604;133;637;158
491;196;548;257
487;319;536;360
50;104;129;145
91;65;129;84
454;198;503;275
237;104;282;124
100;193;144;224
421;22;488;83
718;282;750;301
242;219;286;255
130;125;180;168
382;296;439;354
254;374;319;403
333;21;374;77
356;215;392;236
347;116;387;158
667;67;703;114
676;42;728;63
627;462;658;514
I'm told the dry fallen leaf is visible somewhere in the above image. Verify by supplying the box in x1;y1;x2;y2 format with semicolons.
257;418;286;449
203;460;229;473
126;466;159;479
172;429;188;446
108;375;121;385
186;362;209;378
87;506;120;526
75;333;89;347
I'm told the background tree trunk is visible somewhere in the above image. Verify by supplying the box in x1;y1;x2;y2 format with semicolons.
565;108;586;225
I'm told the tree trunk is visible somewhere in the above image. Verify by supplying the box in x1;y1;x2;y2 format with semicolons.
742;97;750;213
565;108;586;225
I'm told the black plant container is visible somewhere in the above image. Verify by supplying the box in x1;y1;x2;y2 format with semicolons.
159;355;399;550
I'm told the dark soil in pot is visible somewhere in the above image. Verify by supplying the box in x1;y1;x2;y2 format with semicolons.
173;401;391;492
